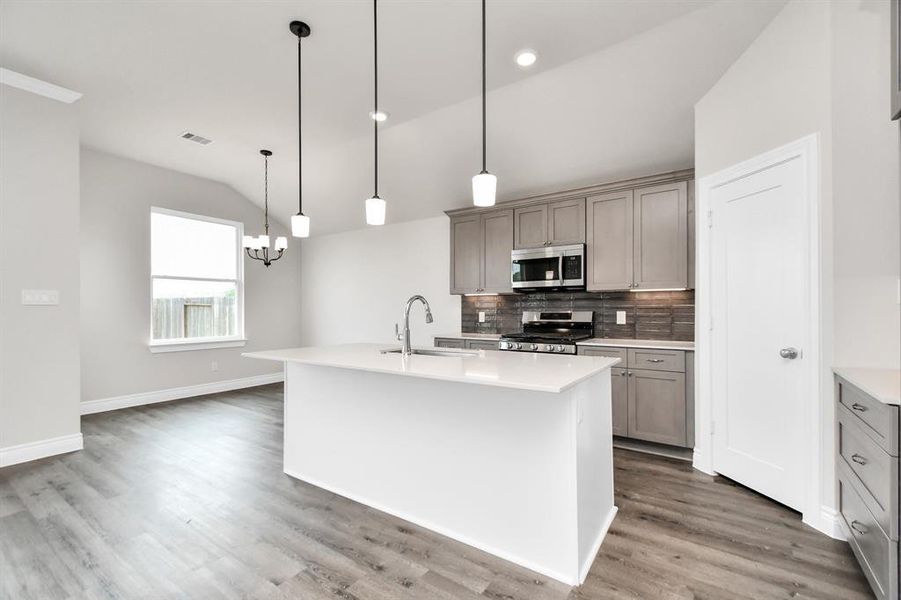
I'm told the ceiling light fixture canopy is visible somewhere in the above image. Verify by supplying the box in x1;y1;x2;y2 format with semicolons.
290;20;311;238
244;149;288;266
366;0;386;226
472;0;496;207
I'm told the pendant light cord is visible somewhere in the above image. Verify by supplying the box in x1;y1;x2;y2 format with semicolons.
264;153;270;235
373;0;379;197
481;0;487;174
297;35;303;215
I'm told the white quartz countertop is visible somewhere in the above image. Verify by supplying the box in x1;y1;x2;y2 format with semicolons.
244;343;619;393
433;332;502;341
834;367;900;406
578;338;695;351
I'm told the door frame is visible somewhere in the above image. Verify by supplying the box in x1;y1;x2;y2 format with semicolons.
694;134;834;537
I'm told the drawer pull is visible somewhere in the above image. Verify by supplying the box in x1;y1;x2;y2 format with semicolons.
850;402;868;412
646;359;665;363
850;453;867;466
849;520;868;536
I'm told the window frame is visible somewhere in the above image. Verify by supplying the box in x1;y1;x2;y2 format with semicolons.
148;206;246;353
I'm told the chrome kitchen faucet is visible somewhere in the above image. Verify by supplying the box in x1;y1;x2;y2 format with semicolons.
395;295;433;356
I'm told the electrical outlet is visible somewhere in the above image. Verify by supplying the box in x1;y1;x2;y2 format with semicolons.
21;289;59;305
211;361;219;372
616;310;627;325
478;311;486;323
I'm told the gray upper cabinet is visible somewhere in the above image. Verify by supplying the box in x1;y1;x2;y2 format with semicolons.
548;198;586;245
633;182;688;290
513;198;585;249
513;204;548;249
586;190;634;291
449;210;513;295
450;215;482;294
481;209;514;294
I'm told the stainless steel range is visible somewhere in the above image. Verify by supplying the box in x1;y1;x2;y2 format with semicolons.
498;311;593;355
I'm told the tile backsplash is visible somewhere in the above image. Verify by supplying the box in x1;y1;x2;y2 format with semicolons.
461;290;695;341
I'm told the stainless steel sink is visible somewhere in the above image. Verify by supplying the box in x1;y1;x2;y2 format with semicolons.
380;348;480;358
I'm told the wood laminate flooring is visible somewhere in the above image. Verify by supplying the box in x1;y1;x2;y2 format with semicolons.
0;384;871;599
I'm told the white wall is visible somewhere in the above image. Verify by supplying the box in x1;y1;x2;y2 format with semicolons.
0;84;82;451
300;216;460;348
80;149;302;402
694;0;900;534
831;0;900;368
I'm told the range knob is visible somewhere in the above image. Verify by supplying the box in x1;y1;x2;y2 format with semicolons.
555;345;565;352
514;343;523;350
530;344;538;351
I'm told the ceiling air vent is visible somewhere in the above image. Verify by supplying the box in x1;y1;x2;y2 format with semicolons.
180;131;212;145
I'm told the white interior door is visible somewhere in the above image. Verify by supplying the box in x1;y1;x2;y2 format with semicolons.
710;156;809;512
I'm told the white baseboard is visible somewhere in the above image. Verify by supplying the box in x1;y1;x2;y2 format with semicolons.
804;505;844;540
81;372;284;415
0;433;84;468
692;448;716;475
579;505;618;584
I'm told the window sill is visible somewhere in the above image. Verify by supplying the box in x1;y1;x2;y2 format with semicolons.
149;338;247;353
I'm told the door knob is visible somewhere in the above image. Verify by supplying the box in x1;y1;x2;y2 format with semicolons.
779;347;799;359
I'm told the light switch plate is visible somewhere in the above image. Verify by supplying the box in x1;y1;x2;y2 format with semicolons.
616;310;627;325
478;311;486;323
21;289;59;305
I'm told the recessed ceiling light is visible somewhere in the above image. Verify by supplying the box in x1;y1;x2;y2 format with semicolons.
369;110;389;122
514;49;537;68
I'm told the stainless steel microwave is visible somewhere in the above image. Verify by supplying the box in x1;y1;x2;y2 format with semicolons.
511;244;585;291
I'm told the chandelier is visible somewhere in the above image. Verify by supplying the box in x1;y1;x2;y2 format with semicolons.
243;149;287;267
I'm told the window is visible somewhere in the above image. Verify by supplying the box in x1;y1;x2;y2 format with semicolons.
149;207;244;352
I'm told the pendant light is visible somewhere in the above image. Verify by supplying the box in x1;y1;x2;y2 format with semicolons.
290;20;312;237
243;150;288;267
365;0;386;225
472;0;496;207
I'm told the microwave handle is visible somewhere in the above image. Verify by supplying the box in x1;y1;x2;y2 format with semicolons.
559;255;564;286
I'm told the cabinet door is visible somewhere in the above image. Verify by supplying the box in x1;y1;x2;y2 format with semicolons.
633;182;688;289
611;367;629;437
513;204;548;249
627;368;687;447
481;209;514;293
450;215;482;294
547;198;586;245
586;190;634;291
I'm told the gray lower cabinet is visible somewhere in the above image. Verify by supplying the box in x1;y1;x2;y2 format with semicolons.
835;375;899;600
449;209;513;294
434;337;466;349
513;198;585;249
627;369;686;446
611;367;628;437
434;338;500;351
579;345;692;448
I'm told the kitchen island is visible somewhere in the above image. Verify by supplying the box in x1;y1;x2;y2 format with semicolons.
244;343;619;585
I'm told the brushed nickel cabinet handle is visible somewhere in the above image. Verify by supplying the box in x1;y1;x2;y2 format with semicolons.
850;520;868;535
850;454;867;465
647;359;664;363
851;403;868;412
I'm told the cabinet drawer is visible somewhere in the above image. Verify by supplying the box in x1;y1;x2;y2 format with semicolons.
839;404;899;539
837;377;899;456
627;349;684;372
839;469;899;600
466;340;500;351
578;346;627;365
434;338;466;349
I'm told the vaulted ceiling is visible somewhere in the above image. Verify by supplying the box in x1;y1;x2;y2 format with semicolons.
0;0;785;234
